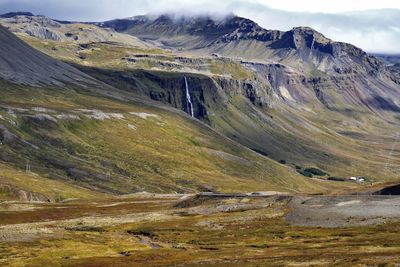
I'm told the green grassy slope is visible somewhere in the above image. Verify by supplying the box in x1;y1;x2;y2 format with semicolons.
0;79;338;200
76;66;400;184
10;32;400;191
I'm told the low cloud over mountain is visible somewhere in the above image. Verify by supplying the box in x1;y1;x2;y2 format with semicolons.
0;0;399;53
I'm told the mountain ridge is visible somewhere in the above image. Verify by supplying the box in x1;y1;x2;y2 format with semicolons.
0;12;400;198
96;14;387;75
0;24;328;198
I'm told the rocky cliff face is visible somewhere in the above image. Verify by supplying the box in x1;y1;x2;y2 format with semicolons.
78;68;231;122
389;63;400;84
98;14;387;74
75;58;400;181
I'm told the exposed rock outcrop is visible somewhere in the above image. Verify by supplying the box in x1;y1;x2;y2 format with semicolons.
0;184;50;202
0;124;18;144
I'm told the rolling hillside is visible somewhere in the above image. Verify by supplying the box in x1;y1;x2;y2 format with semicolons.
1;13;400;201
2;9;400;267
0;23;332;201
89;14;400;182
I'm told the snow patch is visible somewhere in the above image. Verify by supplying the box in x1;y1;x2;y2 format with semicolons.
54;114;81;120
77;109;125;121
128;124;137;131
108;113;125;120
32;107;55;113
6;107;29;112
130;112;160;120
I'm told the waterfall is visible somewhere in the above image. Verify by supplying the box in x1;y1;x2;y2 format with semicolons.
309;37;315;58
184;76;194;117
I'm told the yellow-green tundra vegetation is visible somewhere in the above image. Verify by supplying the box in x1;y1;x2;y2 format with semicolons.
1;78;345;198
1;14;400;267
1;193;400;266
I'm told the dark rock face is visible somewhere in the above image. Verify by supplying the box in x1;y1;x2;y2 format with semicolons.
388;63;400;84
269;27;329;50
215;17;283;43
67;168;89;181
23;114;58;129
0;124;17;144
0;124;39;150
77;67;229;121
215;77;271;107
120;71;213;120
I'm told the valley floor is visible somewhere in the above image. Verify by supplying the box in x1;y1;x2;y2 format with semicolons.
1;192;400;266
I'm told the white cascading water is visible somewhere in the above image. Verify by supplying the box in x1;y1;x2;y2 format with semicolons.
309;37;315;58
184;76;194;117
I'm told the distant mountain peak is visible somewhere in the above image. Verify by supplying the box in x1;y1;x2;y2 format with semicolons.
33;13;379;75
270;26;331;51
290;26;329;41
0;12;34;18
95;13;386;73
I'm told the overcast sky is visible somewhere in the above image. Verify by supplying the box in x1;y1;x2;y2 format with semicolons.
0;0;399;54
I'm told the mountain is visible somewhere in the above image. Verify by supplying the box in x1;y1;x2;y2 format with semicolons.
93;14;400;115
91;14;400;174
98;14;386;75
1;13;400;201
0;24;328;201
0;12;149;46
95;15;400;114
3;11;400;267
0;24;100;86
373;54;400;66
0;11;34;18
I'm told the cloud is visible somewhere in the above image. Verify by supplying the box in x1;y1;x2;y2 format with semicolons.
254;0;400;13
227;3;400;54
0;0;399;53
